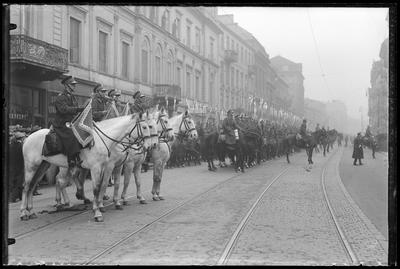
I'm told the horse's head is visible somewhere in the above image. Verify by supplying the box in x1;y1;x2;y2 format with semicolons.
180;110;198;141
145;110;158;149
127;113;151;150
156;108;174;142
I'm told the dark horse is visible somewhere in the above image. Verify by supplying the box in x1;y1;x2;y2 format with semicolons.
282;131;322;164
362;135;377;159
197;126;219;171
215;130;246;173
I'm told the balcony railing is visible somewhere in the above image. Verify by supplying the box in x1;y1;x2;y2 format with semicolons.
224;49;238;64
152;84;182;100
10;34;68;73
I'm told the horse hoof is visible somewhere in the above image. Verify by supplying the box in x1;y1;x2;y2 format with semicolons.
122;200;129;206
153;197;160;201
55;205;63;211
158;196;165;200
94;216;104;222
99;207;106;213
29;213;37;219
84;199;91;205
139;200;147;204
20;215;29;221
115;204;123;210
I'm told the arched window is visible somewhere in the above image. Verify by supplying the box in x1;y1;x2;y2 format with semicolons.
154;44;162;84
141;38;150;83
166;51;173;84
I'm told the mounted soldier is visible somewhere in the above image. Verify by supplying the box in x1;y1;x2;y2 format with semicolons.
92;84;110;122
53;76;85;168
222;109;240;144
108;88;124;114
130;90;146;114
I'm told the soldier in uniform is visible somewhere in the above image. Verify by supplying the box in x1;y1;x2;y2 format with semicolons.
53;76;85;168
222;110;240;144
315;123;320;132
299;119;307;138
352;132;364;165
92;84;110;121
108;88;124;114
130;90;146;114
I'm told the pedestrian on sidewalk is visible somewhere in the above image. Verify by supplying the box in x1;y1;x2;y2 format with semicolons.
352;132;364;166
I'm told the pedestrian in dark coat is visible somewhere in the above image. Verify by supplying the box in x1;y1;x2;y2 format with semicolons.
352;132;364;165
54;76;85;168
8;132;25;202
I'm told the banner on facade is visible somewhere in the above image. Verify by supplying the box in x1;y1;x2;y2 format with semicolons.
71;99;93;147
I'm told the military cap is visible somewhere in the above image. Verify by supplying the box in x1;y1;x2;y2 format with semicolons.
93;84;106;93
227;109;233;114
108;88;121;97
133;90;144;99
61;76;78;85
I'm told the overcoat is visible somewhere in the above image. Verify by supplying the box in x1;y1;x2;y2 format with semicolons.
222;117;239;145
352;136;364;159
53;91;82;157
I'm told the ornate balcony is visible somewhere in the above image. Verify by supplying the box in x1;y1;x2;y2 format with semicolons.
10;34;68;80
224;49;238;64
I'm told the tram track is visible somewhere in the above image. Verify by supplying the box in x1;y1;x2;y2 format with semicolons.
216;147;360;265
83;160;288;265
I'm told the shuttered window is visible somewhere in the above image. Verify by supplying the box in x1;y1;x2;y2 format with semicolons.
99;31;108;73
121;41;129;78
70;17;80;63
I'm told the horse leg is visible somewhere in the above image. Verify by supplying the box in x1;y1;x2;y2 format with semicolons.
75;168;91;204
21;161;51;220
133;159;147;204
90;165;104;222
152;160;162;201
112;166;123;210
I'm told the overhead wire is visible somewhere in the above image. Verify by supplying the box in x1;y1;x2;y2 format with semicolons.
306;8;332;101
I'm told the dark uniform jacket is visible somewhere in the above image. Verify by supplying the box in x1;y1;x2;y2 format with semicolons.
92;93;109;121
352;136;364;159
54;91;80;127
299;122;307;136
53;90;82;157
222;117;240;144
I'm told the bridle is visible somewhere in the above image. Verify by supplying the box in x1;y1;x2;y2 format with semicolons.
93;118;150;157
178;115;196;138
157;113;173;142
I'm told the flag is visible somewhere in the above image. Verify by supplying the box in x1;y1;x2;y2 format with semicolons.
104;101;120;119
71;99;94;147
121;102;130;116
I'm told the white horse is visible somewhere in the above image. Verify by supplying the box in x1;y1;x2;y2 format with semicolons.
109;111;159;207
20;113;150;222
150;109;198;201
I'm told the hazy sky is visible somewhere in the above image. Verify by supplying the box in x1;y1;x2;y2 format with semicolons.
218;7;388;119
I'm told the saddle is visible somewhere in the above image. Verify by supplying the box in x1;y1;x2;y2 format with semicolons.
42;127;63;156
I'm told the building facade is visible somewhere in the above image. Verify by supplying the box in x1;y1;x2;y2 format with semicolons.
9;5;295;128
270;55;305;117
368;37;388;136
303;98;329;131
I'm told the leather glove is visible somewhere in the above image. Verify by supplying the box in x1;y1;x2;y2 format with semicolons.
77;107;85;112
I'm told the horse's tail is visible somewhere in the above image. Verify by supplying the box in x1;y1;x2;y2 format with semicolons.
26;160;51;190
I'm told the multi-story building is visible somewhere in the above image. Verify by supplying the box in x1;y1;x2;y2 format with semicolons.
325;100;347;133
368;37;388;136
270;55;305;117
303;98;329;130
9;5;223;126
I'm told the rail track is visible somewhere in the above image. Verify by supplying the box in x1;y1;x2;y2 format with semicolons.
215;147;360;265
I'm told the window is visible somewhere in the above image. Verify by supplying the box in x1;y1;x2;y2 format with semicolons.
236;70;239;88
70;17;80;63
176;17;181;39
226;36;229;50
231;67;234;87
209;72;214;105
99;31;108;73
141;39;149;83
167;52;173;84
240;47;243;63
121;41;129;78
186;25;191;47
155;46;161;84
176;66;181;87
195;27;200;53
195;71;200;100
186;70;191;98
210;37;214;60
